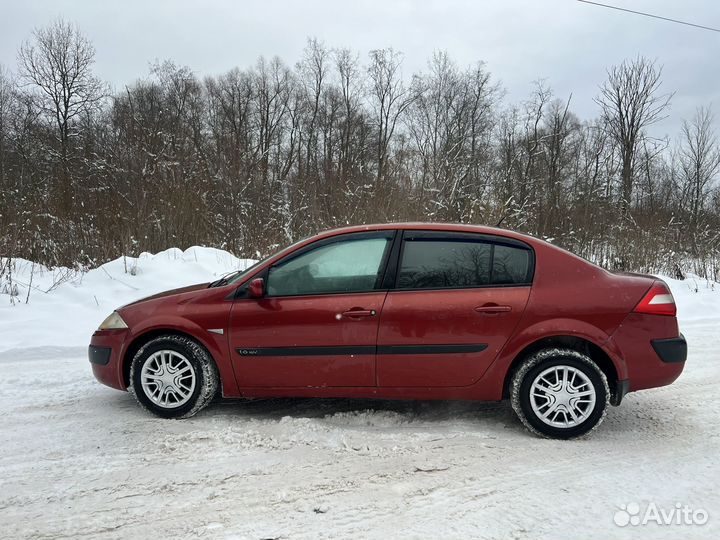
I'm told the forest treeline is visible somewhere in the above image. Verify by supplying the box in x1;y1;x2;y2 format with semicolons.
1;20;719;278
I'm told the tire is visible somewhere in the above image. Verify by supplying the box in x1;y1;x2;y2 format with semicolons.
510;348;609;439
129;334;219;419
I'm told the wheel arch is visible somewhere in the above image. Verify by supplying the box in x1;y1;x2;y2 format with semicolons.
502;335;619;400
122;329;221;390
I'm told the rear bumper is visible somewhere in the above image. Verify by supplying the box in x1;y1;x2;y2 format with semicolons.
89;329;129;391
651;334;687;363
609;313;685;393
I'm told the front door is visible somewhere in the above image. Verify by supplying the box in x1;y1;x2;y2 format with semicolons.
377;231;533;387
229;231;395;388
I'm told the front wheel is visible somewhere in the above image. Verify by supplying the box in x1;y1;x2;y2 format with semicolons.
129;335;219;418
510;348;609;439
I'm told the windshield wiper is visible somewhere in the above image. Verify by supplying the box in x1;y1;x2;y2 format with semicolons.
208;270;240;288
208;260;263;288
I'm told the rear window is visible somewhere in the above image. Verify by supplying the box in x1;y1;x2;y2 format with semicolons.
397;238;532;289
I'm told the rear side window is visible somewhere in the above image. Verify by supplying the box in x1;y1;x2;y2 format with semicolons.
397;236;532;290
398;240;492;289
492;244;532;285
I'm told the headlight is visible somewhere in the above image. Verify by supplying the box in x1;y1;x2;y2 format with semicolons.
98;311;128;330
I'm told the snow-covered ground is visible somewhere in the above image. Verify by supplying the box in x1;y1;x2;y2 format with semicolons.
0;248;718;539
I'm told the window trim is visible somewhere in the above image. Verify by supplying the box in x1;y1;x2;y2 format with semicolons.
262;230;398;298
393;230;535;291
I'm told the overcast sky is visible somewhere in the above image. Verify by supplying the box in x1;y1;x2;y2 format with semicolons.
1;0;719;137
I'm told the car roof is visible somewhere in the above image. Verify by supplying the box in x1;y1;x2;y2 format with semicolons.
313;222;539;244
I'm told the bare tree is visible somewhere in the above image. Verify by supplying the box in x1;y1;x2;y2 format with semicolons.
205;67;256;253
367;48;414;211
17;18;105;214
297;38;329;185
595;57;672;217
406;52;495;220
537;95;576;237
0;65;17;263
679;106;720;251
333;47;370;221
0;65;12;189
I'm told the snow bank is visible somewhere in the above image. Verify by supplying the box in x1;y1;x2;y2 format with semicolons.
0;247;256;353
662;274;719;322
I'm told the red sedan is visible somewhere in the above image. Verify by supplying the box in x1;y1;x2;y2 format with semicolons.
89;223;686;438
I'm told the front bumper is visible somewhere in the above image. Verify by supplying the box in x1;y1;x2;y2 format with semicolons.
89;329;129;390
88;345;111;365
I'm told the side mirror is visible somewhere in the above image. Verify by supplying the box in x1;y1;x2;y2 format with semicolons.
248;277;265;298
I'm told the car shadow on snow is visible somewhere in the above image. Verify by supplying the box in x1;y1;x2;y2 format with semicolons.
207;396;525;435
102;388;698;440
206;391;699;439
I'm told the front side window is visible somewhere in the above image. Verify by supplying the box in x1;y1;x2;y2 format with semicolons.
267;235;392;296
397;235;533;289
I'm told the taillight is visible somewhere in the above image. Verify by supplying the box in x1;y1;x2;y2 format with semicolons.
633;282;677;316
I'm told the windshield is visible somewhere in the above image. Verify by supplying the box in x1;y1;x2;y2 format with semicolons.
220;236;313;286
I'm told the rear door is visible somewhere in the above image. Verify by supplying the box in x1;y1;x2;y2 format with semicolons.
229;230;395;388
377;231;533;387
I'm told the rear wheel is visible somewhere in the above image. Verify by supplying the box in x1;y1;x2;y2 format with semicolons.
129;335;219;418
510;348;609;439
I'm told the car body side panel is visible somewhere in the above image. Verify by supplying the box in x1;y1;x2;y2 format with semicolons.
608;312;684;391
525;241;655;337
113;286;241;397
228;292;387;388
470;239;656;398
376;287;530;387
475;317;628;401
232;383;500;401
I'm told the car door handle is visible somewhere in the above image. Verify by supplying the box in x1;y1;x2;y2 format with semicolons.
341;309;376;318
474;305;512;314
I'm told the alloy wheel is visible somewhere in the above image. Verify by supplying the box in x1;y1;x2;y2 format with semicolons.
529;365;597;428
140;350;196;409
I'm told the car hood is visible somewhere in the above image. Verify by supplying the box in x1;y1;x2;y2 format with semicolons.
121;282;210;308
